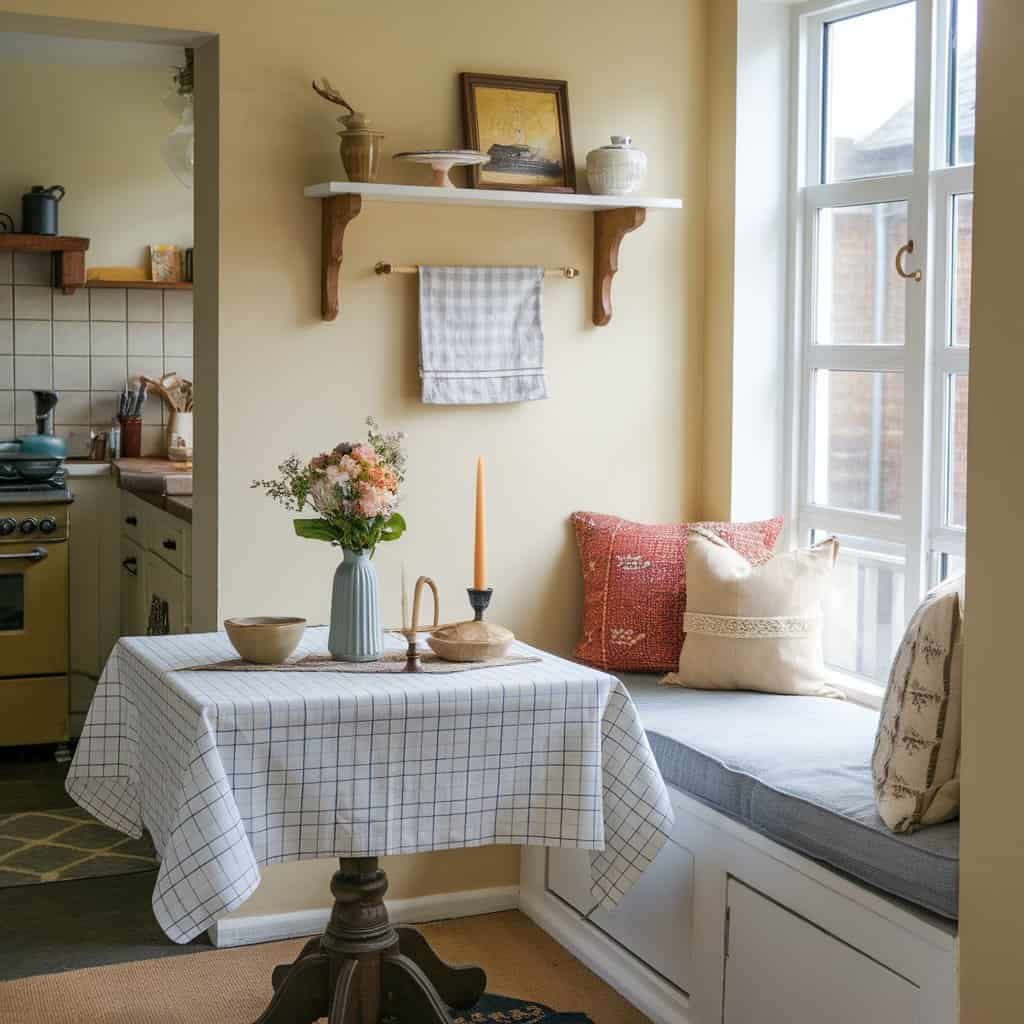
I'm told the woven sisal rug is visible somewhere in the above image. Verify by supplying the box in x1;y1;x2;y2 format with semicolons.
0;912;649;1023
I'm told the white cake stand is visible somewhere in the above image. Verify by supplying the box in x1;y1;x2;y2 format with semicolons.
392;150;490;188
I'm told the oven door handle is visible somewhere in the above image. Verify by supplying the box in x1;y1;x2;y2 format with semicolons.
0;547;48;563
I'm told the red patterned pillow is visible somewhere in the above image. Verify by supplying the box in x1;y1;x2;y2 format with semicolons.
572;511;784;672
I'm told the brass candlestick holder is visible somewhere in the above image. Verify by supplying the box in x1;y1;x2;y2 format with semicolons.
399;576;439;672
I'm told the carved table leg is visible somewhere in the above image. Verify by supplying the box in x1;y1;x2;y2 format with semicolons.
396;925;486;1008
252;857;487;1024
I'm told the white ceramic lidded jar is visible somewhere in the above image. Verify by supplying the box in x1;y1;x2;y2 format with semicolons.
586;136;648;195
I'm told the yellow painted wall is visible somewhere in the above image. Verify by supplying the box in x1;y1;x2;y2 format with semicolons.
958;0;1024;1018
0;0;707;910
0;62;192;267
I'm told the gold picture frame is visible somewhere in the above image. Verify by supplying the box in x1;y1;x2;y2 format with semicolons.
460;73;576;193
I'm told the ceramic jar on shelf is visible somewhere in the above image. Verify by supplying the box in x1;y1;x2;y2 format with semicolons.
586;136;648;196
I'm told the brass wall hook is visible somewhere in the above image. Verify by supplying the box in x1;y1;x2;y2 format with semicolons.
895;240;922;283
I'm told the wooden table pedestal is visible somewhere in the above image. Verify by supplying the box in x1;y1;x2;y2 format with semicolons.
253;857;487;1023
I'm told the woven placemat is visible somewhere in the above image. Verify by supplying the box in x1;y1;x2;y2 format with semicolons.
181;651;542;674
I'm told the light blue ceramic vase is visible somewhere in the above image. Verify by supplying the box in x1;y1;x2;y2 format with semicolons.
328;548;383;662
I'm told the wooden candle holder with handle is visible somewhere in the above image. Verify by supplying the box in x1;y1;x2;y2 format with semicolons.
400;576;439;672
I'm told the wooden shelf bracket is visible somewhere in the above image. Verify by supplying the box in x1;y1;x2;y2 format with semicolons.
592;207;645;327
321;194;362;321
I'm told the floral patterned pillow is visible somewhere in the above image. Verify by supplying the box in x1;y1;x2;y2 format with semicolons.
571;511;784;673
872;576;964;833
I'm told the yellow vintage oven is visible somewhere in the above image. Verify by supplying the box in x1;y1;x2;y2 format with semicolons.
0;501;69;745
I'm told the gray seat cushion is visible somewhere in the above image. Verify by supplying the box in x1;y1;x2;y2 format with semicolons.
617;674;959;920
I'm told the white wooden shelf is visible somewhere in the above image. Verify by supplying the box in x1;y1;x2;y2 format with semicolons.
304;181;682;212
304;182;682;324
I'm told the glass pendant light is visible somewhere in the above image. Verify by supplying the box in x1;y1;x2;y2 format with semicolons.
163;94;195;189
163;49;194;190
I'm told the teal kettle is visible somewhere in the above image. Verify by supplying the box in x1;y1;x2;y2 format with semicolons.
18;391;67;458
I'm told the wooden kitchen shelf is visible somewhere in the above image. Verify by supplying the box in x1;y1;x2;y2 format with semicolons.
303;182;682;325
0;233;90;294
87;280;193;290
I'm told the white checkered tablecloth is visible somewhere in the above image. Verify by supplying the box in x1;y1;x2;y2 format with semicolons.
66;628;673;944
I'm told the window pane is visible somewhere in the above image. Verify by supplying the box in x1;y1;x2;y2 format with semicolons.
952;194;973;347
814;532;905;684
947;374;969;527
938;552;966;582
823;3;916;182
817;202;908;346
812;370;904;515
950;0;977;165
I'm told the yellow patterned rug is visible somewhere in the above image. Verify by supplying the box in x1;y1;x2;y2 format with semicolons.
0;807;157;888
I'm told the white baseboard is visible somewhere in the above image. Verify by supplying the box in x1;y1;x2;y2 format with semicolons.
209;884;520;949
518;888;692;1024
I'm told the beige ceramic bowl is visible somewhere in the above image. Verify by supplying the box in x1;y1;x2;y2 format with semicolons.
224;617;306;664
427;620;514;663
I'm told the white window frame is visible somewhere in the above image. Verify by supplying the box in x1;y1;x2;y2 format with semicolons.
788;0;971;697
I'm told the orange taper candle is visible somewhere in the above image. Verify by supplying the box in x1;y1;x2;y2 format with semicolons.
473;456;487;590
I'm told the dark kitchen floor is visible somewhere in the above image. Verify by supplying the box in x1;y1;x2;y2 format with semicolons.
0;743;74;815
0;742;211;980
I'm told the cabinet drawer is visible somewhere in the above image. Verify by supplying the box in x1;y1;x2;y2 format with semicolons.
120;493;149;542
723;880;918;1024
151;515;188;574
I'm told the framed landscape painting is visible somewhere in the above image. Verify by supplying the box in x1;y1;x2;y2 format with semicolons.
460;73;576;193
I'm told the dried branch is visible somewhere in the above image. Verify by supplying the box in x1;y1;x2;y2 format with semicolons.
312;77;354;113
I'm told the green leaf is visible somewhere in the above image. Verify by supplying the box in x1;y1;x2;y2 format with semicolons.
380;512;407;542
293;518;340;543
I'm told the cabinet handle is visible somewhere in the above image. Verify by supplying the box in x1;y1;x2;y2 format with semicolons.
125;516;138;526
121;556;138;576
162;539;177;551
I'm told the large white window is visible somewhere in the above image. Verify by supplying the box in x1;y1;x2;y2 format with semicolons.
791;0;974;688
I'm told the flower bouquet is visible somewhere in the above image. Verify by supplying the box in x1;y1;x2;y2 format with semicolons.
253;418;407;661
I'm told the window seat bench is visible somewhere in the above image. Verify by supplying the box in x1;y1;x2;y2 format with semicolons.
617;673;959;921
524;672;959;1024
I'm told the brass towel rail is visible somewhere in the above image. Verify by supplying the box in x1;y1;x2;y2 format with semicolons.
374;261;579;279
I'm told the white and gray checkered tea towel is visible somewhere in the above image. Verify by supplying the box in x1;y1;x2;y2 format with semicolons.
418;266;548;404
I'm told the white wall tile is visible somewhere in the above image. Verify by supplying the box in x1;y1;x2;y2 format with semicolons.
164;356;193;382
0;390;12;426
89;392;119;426
0;285;14;319
14;390;35;424
163;322;193;358
0;322;11;355
14;320;51;355
0;253;12;285
52;287;89;321
141;392;164;425
163;290;193;323
89;288;126;322
15;355;51;390
90;321;127;356
127;322;162;355
142;424;165;457
128;356;163;387
126;289;163;322
90;355;126;391
54;391;91;425
54;356;90;390
0;356;12;389
14;285;52;320
62;428;93;459
53;321;90;356
13;252;51;286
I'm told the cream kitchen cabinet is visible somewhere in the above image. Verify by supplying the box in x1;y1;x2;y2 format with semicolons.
119;491;192;637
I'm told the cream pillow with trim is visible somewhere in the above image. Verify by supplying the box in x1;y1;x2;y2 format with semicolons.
872;575;963;833
664;530;842;698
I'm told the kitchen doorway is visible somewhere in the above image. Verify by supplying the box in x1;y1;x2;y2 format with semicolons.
0;15;219;832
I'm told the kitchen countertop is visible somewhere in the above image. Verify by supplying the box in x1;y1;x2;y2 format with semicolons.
64;458;193;523
133;490;193;524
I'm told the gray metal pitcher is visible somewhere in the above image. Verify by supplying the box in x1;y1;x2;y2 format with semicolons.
22;185;65;235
